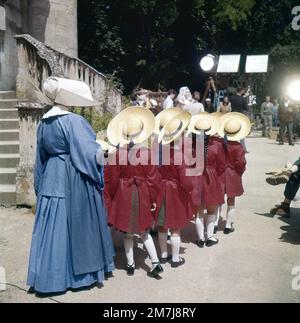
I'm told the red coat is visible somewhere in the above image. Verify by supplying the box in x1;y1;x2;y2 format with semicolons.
210;137;226;196
155;146;194;229
224;141;246;197
201;137;225;207
105;147;161;233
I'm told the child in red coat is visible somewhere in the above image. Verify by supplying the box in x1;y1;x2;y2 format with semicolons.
154;112;193;268
218;112;250;234
222;140;246;233
155;141;194;268
187;113;225;247
105;108;164;278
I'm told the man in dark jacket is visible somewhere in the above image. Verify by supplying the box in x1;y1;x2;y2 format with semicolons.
278;96;294;145
230;87;248;113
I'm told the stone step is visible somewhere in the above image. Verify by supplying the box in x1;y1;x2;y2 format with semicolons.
0;119;19;130
0;184;16;206
0;168;17;185
0;99;19;109
0;154;20;168
0;91;16;100
0;108;18;119
0;130;19;141
0;141;19;154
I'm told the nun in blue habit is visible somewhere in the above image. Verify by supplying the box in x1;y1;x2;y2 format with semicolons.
27;77;115;294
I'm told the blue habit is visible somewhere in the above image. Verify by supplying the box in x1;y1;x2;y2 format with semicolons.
27;113;115;293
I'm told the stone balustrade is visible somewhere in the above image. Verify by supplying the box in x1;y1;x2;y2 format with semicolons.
14;34;122;206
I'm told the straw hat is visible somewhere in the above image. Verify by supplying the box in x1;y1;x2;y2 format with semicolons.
218;112;251;141
107;107;155;147
154;107;183;134
158;111;191;145
43;77;100;107
187;112;220;136
211;111;226;119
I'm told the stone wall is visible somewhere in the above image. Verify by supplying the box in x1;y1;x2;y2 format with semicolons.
28;0;78;57
16;103;44;206
0;0;22;90
15;35;122;207
0;0;78;91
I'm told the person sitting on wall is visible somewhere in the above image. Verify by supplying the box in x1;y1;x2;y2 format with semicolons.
266;160;300;217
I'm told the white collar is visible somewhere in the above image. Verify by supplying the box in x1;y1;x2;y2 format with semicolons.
42;105;71;119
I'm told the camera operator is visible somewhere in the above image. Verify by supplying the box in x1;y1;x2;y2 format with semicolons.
278;95;295;146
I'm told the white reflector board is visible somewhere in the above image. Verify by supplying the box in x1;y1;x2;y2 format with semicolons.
245;55;269;73
217;55;241;73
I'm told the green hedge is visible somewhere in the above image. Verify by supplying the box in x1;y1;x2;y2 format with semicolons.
71;107;113;133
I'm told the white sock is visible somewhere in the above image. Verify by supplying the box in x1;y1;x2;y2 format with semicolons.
207;214;216;239
226;206;235;229
195;217;205;241
158;232;168;259
215;205;222;226
171;236;181;263
141;232;159;268
124;234;134;267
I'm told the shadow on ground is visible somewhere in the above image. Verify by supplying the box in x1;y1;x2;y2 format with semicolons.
278;208;300;245
255;208;300;245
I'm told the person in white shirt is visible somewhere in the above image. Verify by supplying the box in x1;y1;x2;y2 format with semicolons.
163;89;177;109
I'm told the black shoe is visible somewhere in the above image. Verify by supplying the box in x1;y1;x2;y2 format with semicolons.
160;256;171;264
149;229;158;237
27;287;36;294
206;237;219;247
170;257;185;268
148;263;164;278
270;202;291;218
279;142;284;145
224;227;235;235
289;143;295;146
126;264;135;276
196;240;205;248
214;225;218;234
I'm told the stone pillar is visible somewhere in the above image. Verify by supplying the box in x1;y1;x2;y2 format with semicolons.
28;0;78;57
16;104;44;207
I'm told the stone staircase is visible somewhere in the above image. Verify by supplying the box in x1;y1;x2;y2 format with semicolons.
0;91;19;206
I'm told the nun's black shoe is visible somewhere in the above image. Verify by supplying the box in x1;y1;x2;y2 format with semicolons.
27;287;36;294
224;227;235;235
196;240;205;248
148;263;164;278
126;264;135;276
206;238;219;247
214;225;218;234
170;257;185;268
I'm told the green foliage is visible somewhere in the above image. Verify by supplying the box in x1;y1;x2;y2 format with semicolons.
72;107;113;133
213;0;256;30
78;0;300;99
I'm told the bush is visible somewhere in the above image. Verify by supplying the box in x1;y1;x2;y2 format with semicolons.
72;107;113;133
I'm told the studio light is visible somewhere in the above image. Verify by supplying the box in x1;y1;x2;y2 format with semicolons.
217;55;241;73
200;54;217;73
245;55;269;73
287;80;300;101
